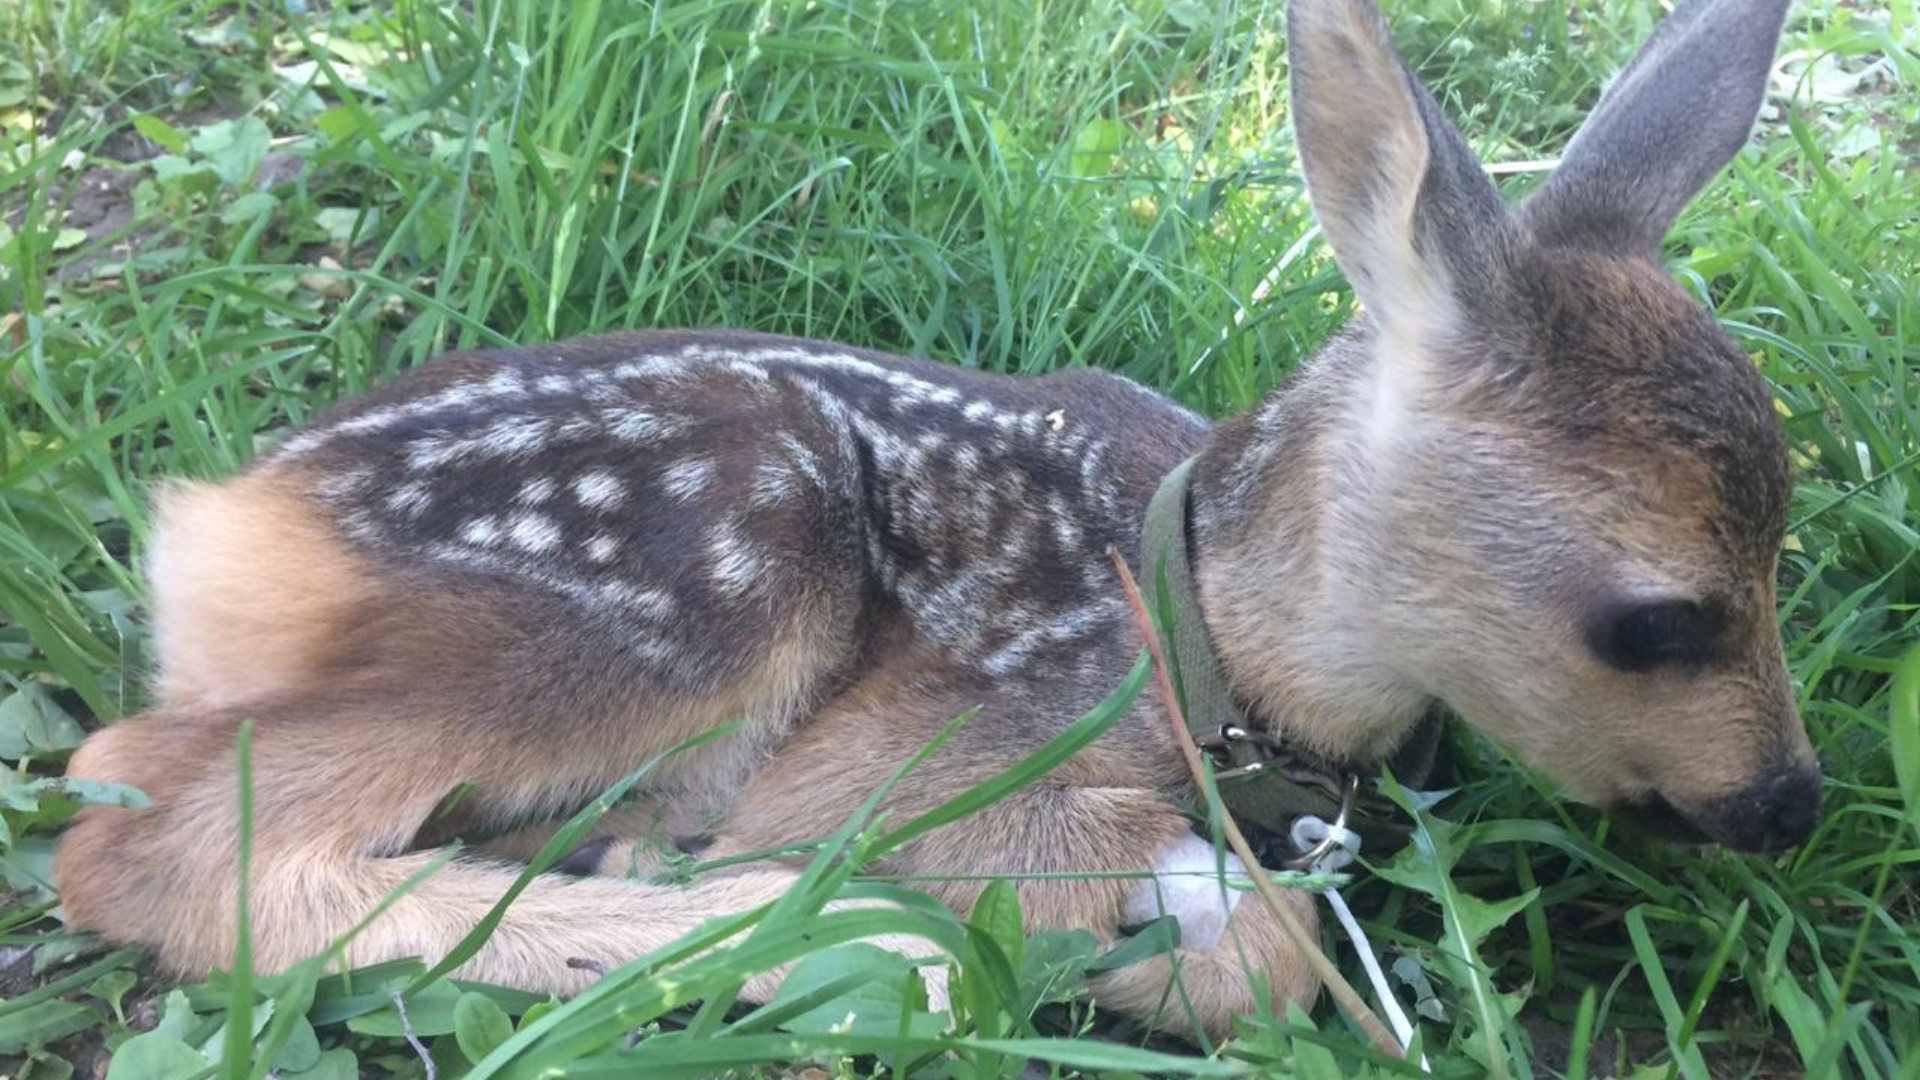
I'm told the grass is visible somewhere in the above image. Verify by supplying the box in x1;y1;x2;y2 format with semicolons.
1;0;1916;1075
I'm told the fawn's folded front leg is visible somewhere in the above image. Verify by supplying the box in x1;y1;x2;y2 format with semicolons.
1095;841;1320;1041
906;794;1319;1041
714;695;1318;1041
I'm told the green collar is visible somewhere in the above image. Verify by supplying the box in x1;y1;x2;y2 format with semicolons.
1139;456;1435;864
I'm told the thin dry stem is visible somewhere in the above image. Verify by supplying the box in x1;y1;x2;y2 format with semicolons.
390;989;438;1080
1108;547;1404;1058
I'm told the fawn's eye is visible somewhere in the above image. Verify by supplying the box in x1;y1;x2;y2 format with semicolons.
1587;601;1714;673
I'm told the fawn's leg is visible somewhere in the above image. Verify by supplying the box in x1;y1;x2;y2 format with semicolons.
700;675;1321;1041
57;703;949;999
462;802;698;876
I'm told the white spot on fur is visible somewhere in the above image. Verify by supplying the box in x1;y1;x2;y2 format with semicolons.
313;468;374;500
750;458;797;505
1079;443;1109;494
720;359;772;382
661;458;715;502
613;355;687;383
706;523;764;596
508;512;562;553
474;415;551;458
554;416;600;441
594;580;677;617
586;534;621;563
572;470;626;510
460;516;502;546
385;481;433;517
605;407;673;442
684;343;989;419
518;476;557;504
537;374;575;395
1122;834;1248;952
405;435;466;472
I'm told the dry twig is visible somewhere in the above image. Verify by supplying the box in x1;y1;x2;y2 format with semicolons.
1108;547;1404;1058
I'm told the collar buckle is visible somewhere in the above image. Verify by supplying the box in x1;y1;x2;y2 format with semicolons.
1193;725;1279;781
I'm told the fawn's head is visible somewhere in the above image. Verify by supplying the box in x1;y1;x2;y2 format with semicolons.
1283;0;1816;851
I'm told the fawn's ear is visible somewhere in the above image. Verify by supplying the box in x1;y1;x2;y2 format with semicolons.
1521;0;1792;256
1287;0;1509;340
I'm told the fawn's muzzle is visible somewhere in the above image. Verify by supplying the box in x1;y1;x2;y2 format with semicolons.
1628;764;1822;854
1704;765;1823;854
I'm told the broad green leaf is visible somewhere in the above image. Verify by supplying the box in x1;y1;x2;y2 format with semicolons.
767;943;944;1039
0;56;28;109
0;684;87;759
1373;781;1523;1078
268;1016;322;1074
104;1032;211;1080
132;114;188;154
313;107;362;144
197;998;272;1065
86;967;140;1021
151;155;214;183
281;1048;356;1080
345;981;464;1038
959;879;1025;1032
188;117;272;188
1019;927;1097;1007
1069;118;1130;179
1166;1;1213;31
453;991;516;1063
967;880;1024;974
154;990;200;1040
1445;890;1539;952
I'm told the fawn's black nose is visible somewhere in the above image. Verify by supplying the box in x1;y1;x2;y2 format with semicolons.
1705;766;1822;853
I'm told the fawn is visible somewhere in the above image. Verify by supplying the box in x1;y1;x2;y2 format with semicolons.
56;0;1816;1041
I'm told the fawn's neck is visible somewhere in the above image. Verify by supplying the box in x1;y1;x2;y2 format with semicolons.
1184;327;1435;763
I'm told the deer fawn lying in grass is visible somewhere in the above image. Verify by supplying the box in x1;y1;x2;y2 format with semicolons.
57;0;1816;1041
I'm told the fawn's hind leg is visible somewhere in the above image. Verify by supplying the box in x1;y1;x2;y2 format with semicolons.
56;702;949;999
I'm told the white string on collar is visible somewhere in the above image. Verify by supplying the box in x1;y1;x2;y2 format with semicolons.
1291;815;1431;1072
